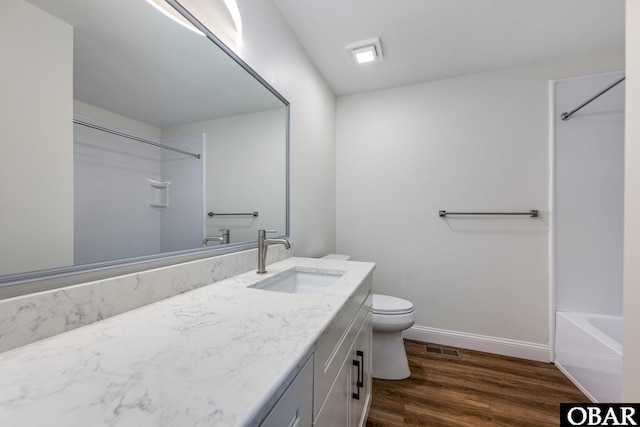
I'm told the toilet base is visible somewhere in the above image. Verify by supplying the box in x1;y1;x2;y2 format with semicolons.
372;330;410;380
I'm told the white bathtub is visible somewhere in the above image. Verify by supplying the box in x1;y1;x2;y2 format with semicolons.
555;311;622;402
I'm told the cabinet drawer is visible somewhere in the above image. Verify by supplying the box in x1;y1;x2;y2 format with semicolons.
314;285;372;420
261;355;313;427
313;349;351;427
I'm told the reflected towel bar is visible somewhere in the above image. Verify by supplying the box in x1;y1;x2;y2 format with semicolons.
439;210;539;218
207;211;259;217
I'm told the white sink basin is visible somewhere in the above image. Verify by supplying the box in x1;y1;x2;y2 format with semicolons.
251;269;344;294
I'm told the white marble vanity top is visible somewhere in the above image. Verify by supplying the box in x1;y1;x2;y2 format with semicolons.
0;257;375;426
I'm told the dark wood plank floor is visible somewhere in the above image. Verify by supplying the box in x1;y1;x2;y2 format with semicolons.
366;340;589;427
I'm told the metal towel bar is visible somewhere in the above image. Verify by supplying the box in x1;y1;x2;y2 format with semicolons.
439;210;539;218
207;211;259;217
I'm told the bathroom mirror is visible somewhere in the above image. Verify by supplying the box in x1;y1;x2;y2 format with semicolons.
0;0;289;293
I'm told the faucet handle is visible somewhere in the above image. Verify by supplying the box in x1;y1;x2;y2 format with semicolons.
258;229;277;238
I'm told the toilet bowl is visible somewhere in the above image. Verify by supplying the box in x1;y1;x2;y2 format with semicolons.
372;294;415;380
319;256;415;380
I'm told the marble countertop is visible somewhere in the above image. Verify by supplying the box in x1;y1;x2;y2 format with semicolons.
0;257;375;426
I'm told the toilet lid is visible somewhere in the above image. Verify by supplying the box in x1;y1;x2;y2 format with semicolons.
372;294;414;315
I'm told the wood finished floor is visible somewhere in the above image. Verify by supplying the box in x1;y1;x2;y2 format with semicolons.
366;340;589;427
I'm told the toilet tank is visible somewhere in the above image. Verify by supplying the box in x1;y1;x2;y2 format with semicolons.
321;254;351;261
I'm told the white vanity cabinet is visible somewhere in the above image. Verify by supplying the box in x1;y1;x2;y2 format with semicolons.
313;274;373;427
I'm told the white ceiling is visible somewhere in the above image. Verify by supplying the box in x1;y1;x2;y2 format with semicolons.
25;0;284;128
271;0;625;96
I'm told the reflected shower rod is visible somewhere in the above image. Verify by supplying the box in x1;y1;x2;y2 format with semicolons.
560;76;625;121
74;119;201;159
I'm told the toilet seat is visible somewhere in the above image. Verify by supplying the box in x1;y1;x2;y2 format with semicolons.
372;312;415;332
373;294;414;315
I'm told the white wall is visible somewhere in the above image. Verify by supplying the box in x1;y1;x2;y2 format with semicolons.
554;71;625;316
74;117;205;262
73;120;162;264
181;0;338;256
0;0;74;276
163;109;287;243
623;0;640;402
72;105;205;264
160;134;205;252
336;50;624;351
74;100;162;140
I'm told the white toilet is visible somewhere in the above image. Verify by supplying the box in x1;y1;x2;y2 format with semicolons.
320;255;415;380
372;294;415;380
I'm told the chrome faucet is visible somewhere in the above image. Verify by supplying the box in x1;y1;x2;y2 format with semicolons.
257;229;291;274
203;229;230;246
203;236;223;245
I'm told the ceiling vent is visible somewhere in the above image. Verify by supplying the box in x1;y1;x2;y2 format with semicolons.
346;37;383;65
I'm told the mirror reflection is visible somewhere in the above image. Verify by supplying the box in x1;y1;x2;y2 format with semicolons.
1;0;288;278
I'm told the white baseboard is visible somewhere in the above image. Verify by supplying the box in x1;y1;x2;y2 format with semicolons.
403;324;551;363
554;361;597;403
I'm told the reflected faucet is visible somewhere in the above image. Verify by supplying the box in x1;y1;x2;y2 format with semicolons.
257;229;291;274
203;229;230;246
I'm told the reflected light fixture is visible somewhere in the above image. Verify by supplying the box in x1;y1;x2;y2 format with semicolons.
346;37;383;64
144;0;205;36
222;0;243;35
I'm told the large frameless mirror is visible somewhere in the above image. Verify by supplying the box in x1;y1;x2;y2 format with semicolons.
0;0;289;297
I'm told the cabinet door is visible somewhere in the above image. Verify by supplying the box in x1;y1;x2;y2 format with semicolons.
350;310;372;427
261;357;313;427
314;355;350;427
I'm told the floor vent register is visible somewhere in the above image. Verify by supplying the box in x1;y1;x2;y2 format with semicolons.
425;345;460;357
